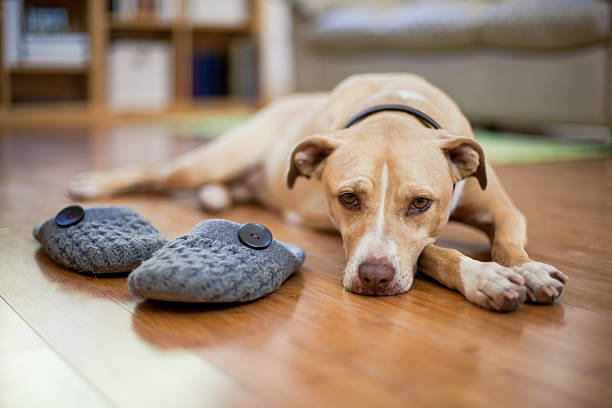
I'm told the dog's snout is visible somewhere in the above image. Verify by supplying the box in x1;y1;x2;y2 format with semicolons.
357;258;395;293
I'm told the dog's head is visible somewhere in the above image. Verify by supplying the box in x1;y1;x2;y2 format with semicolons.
287;115;487;295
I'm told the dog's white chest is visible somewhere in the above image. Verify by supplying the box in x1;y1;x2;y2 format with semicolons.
449;179;465;215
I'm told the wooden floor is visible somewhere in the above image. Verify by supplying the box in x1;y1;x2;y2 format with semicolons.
1;124;611;408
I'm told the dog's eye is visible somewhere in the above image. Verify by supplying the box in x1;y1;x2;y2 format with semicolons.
413;197;430;209
408;197;431;214
339;192;359;209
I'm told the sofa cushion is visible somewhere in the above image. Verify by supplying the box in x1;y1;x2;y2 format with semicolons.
311;2;485;49
293;0;404;19
307;0;609;50
480;0;610;48
386;2;486;48
310;8;387;48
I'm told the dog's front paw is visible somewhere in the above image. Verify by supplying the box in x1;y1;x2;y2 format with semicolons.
511;261;567;304
460;258;527;312
68;171;105;198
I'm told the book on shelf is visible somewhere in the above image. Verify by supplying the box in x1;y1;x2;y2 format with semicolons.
3;0;21;66
192;39;258;100
20;33;89;67
229;37;258;99
2;0;90;68
108;0;179;22
192;51;228;97
188;0;249;27
106;39;173;109
108;0;249;26
25;6;69;33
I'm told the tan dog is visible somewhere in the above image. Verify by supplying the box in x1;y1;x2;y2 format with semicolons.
69;73;567;312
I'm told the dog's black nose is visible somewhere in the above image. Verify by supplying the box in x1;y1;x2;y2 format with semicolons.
358;258;395;293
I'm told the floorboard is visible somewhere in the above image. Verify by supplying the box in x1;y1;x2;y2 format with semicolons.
1;125;611;407
0;296;112;408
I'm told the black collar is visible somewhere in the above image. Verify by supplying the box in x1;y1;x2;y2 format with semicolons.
343;104;442;130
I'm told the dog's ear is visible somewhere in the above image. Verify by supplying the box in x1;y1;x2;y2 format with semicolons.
438;135;487;190
287;134;342;189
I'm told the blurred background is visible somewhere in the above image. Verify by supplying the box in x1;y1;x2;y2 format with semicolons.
0;0;610;159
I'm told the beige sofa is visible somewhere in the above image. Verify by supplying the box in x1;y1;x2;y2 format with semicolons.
290;0;611;127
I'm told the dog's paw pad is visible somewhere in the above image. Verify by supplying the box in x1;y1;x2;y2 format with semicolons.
461;258;526;312
197;184;232;213
511;261;567;304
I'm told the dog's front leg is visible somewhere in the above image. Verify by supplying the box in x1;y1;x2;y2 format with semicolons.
488;208;568;304
418;245;527;312
452;171;568;305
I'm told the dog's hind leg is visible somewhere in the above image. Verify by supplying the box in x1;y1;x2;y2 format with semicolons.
69;101;289;199
197;167;263;212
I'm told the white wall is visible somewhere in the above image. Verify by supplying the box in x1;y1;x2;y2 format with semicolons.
259;0;294;101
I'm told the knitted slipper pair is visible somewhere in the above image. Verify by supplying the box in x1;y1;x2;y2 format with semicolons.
33;205;305;303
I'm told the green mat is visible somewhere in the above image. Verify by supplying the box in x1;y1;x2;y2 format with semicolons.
473;129;611;165
171;115;611;165
171;115;252;140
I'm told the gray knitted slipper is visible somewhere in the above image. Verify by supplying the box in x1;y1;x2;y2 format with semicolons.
128;219;306;303
33;206;168;274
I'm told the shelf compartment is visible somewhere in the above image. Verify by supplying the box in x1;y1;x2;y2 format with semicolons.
9;65;89;75
191;25;251;35
108;20;174;32
10;71;87;104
